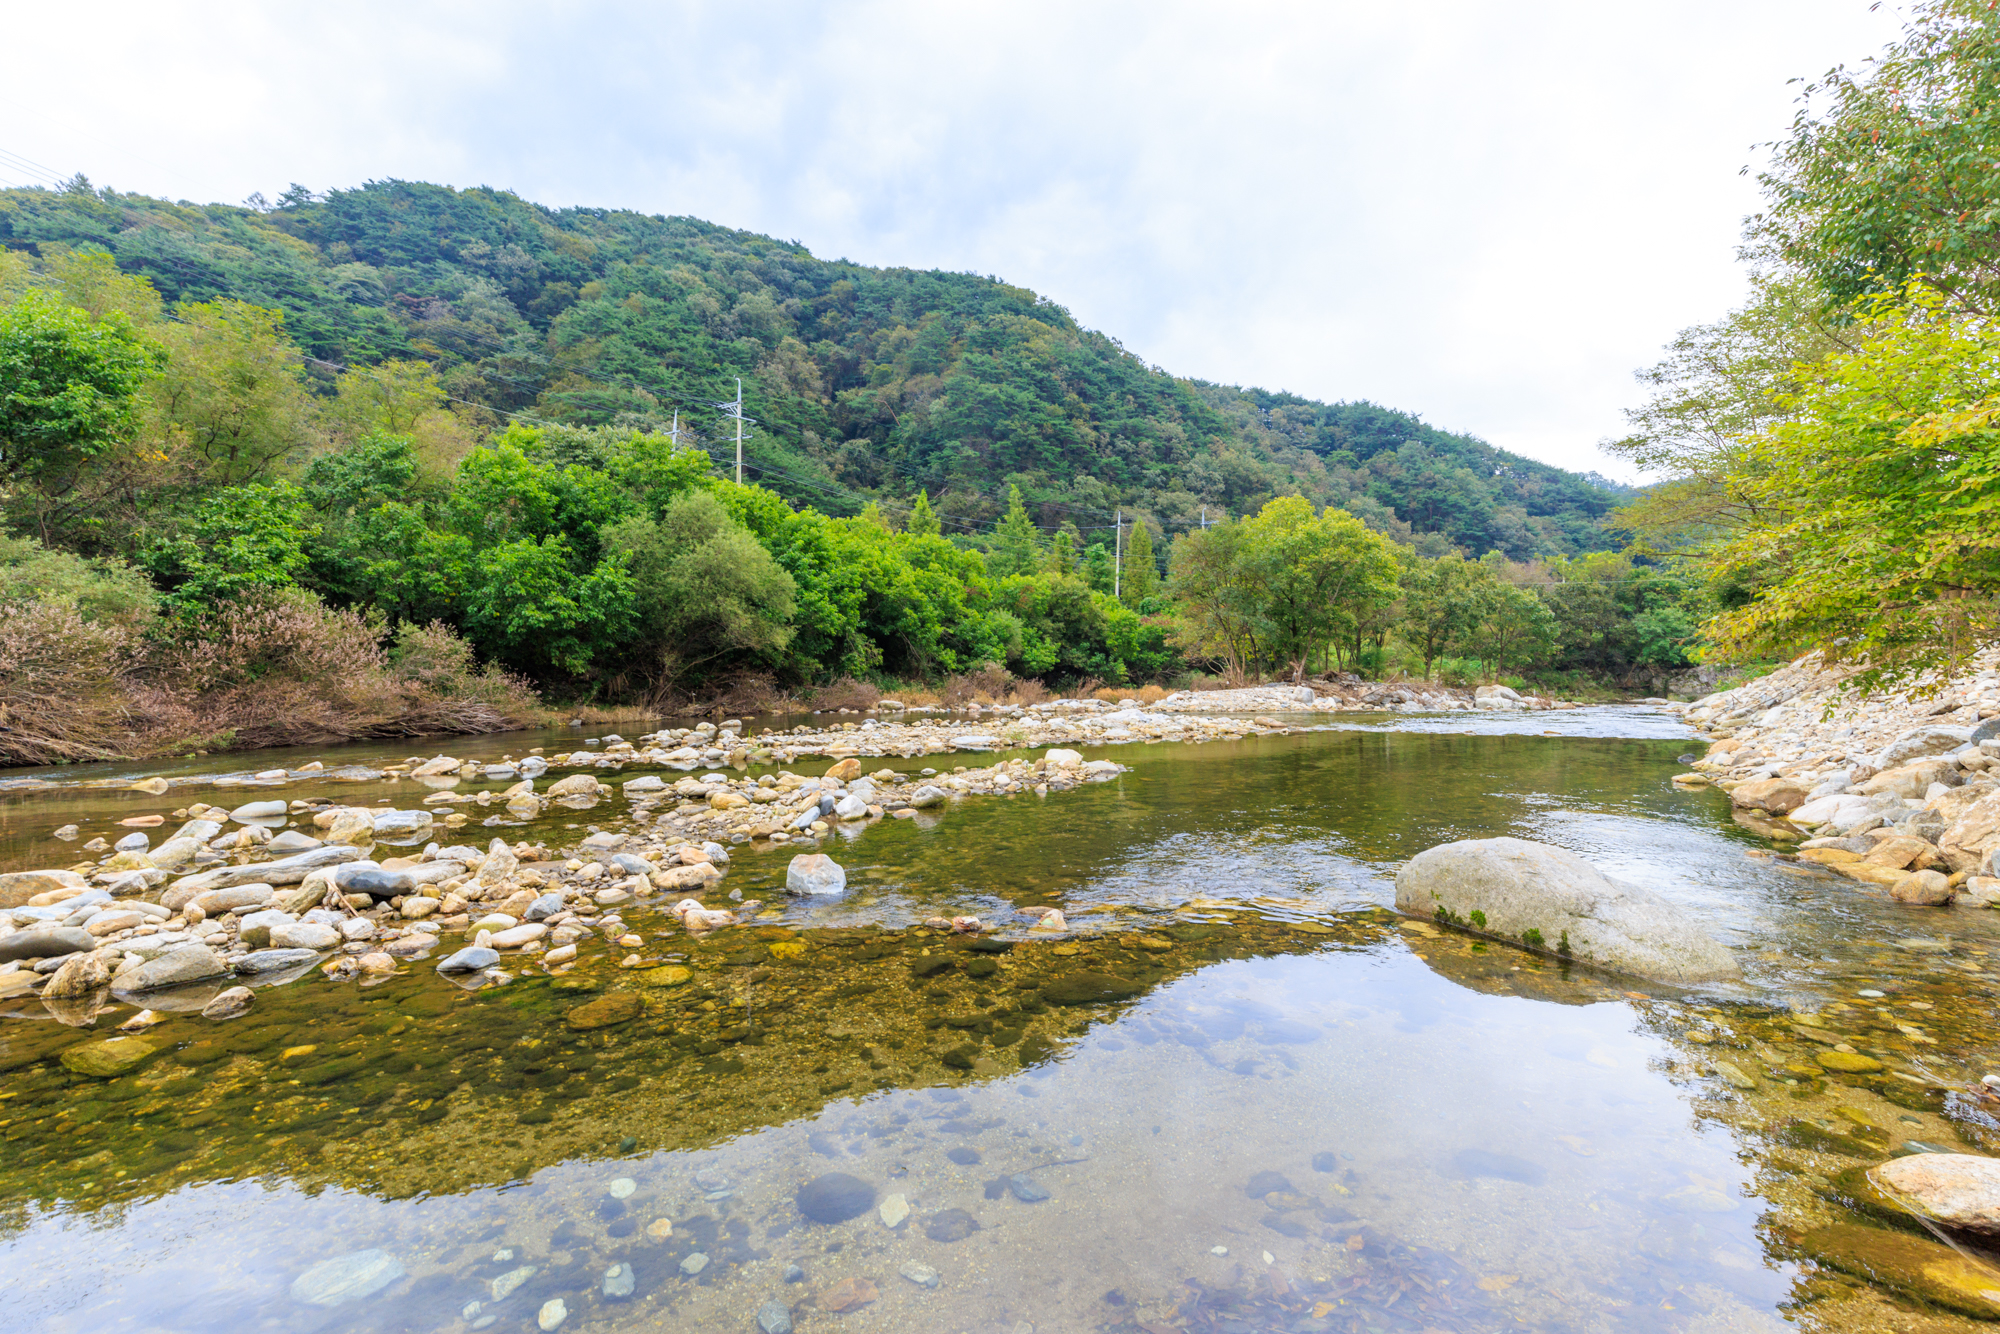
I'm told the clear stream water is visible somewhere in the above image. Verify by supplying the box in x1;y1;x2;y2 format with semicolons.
3;709;2000;1334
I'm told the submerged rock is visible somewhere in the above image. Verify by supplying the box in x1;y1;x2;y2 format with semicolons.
114;943;228;992
566;992;643;1030
437;946;499;974
923;1208;980;1242
60;1036;158;1078
1041;971;1145;1005
796;1171;875;1223
201;986;254;1020
1874;1153;2000;1234
289;1249;405;1307
1797;1222;2000;1318
1394;837;1740;984
756;1299;795;1334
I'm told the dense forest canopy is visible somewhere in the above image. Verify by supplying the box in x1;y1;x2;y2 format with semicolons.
0;178;1622;559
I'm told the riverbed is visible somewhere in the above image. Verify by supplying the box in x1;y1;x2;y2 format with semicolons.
4;707;2000;1333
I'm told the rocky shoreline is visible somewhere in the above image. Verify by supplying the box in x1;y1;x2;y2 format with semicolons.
1668;650;2000;909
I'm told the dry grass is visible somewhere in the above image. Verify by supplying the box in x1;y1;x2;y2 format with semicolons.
1089;683;1170;704
0;593;544;768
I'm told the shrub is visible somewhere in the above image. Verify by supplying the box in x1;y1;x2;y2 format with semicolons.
0;598;137;764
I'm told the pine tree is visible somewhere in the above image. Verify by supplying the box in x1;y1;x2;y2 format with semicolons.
1122;515;1158;605
988;484;1041;577
1047;529;1076;576
907;489;940;536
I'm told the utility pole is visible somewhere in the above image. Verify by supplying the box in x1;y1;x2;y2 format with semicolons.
1113;509;1122;601
733;377;744;486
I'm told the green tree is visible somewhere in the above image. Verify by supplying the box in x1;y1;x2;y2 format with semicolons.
1121;514;1158;605
603;489;796;688
145;300;326;485
1237;496;1402;679
906;489;940;536
1166;520;1260;676
462;534;635;676
144;481;320;611
1400;553;1485;680
1756;0;2000;316
1697;283;2000;689
0;289;161;486
987;484;1042;577
1467;580;1557;678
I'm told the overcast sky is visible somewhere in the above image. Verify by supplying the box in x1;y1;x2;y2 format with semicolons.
4;1;1906;479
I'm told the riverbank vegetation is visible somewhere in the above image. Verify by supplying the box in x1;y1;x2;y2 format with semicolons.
2;169;1715;764
1613;0;2000;695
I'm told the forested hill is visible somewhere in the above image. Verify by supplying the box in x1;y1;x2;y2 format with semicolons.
0;178;1621;555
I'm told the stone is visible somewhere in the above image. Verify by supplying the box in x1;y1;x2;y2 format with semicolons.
797;1172;875;1223
879;1192;910;1228
336;865;416;898
833;794;869;821
785;854;846;896
270;921;342;950
608;1176;636;1198
566;991;643;1029
680;1253;709;1276
41;949;113;998
128;776;171;796
476;838;519;889
1875;1153;2000;1234
0;925;93;963
324;808;376;846
489;923;548;949
524;893;565;922
756;1299;795;1334
115;943;227;991
236;948;321;975
1394;837;1740;984
0;870;87;909
1859;758;1960;802
1891;869;1954;906
601;1262;635;1299
636;964;692;987
1006;1173;1050;1202
191;885;277;916
1865;836;1936;870
546;773;601;798
1816;1050;1885;1073
1041;971;1144;1005
83;909;146;937
228;800;287;822
1044;748;1083;768
289;1249;406;1307
372;809;433;836
923;1208;980;1242
202;986;254;1020
653;864;722;892
491;1266;537;1300
61;1036;158;1077
1797;1222;2000;1319
211;845;364;886
898;1261;940;1288
908;784;949;809
818;1277;876;1312
1728;777;1812;814
145;837;203;870
825;758;861;781
1875;725;1974;770
538;1297;567;1330
236;908;297;947
437;946;500;973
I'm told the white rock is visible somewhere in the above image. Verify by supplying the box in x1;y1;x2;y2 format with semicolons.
1044;748;1083;768
880;1192;909;1227
1395;837;1739;984
785;854;846;896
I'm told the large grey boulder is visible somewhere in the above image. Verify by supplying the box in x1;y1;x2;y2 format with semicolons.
1394;837;1740;984
113;943;229;992
0;926;94;963
1874;725;1973;770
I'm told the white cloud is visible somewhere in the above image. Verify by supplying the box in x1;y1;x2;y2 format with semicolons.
4;0;1908;478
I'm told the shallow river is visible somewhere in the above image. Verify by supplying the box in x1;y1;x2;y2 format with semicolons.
5;709;2000;1333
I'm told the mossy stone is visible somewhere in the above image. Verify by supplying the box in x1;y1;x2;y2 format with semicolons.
1798;1222;2000;1318
636;965;692;988
61;1038;159;1079
1817;1051;1886;1074
566;992;644;1030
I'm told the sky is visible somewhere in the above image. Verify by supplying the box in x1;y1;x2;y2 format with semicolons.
2;1;1909;480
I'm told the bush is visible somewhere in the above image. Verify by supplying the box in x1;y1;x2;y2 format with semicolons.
0;533;157;624
0;598;137;764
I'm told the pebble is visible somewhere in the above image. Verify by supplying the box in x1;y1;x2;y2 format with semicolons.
1211;1245;1229;1255
680;1252;709;1276
783;1263;804;1283
647;1218;673;1239
797;1171;875;1223
491;1266;537;1301
1007;1173;1050;1202
899;1261;940;1288
879;1192;909;1228
757;1298;795;1334
200;986;254;1020
537;1297;567;1330
607;1176;636;1198
602;1262;635;1298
